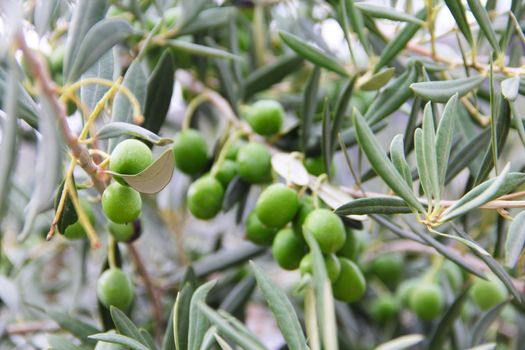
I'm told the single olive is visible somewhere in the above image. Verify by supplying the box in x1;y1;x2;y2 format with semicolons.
272;228;307;270
107;221;135;242
255;183;299;228
471;277;508;310
102;182;142;224
409;283;444;320
236;142;272;184
371;295;399;323
97;268;134;310
216;159;238;188
303;209;346;254
245;100;284;136
332;258;366;302
63;197;96;240
187;175;224;220
336;228;359;260
304;156;335;177
299;253;341;282
246;211;277;245
370;253;403;286
172;129;208;175
110;139;153;185
396;278;420;307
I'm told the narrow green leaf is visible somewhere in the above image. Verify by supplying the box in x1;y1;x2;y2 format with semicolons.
353;111;425;212
197;303;267;350
359;67;395;91
96;122;172;146
243;54;303;100
34;0;62;36
168;40;242;61
188;281;216;350
47;310;100;346
174;282;195;350
67;19;132;82
390;134;412;187
63;0;108;79
489;60;498;175
303;231;338;350
467;0;501;54
143;50;175;134
354;3;425;25
89;333;149;350
80;50;114;111
219;276;256;314
304;285;320;350
443;0;473;44
178;7;236;36
441;163;510;222
177;0;210;32
415;128;433;203
435;94;458;192
470;302;507;346
467;344;496;350
110;307;147;346
445;128;490;184
342;0;370;54
331;77;356;153
410;76;484;102
54;178;78;234
321;101;332;179
374;334;424;350
139;329;157;350
336;197;412;215
279;31;349;77
374;9;426;72
0;67;38;128
365;65;418;124
422;103;440;202
301;67;321;152
108;60;147;152
428;286;472;350
217;311;267;350
222;176;250;212
505;211;525;267
250;262;309;350
214;334;233;350
47;335;84;350
161;307;175;350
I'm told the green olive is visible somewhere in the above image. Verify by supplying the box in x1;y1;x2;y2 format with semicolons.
110;139;153;185
255;183;299;228
410;283;444;320
370;253;403;286
303;209;346;254
216;159;238;188
236;142;272;184
245;211;277;245
471;277;508;310
97;268;134;311
102;183;142;224
172;129;208;175
304;156;334;177
272;228;307;270
187;175;224;220
245;100;284;136
299;253;341;282
63;198;96;240
107;221;135;242
332;257;366;302
371;295;399;323
336;228;359;260
396;278;420;307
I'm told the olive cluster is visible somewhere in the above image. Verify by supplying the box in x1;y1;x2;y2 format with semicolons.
177;99;366;303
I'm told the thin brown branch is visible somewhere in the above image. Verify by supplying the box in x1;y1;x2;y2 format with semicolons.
15;31;106;193
6;321;60;335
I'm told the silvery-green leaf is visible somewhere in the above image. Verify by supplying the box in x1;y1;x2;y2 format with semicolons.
374;334;424;350
505;210;525;267
422;103;440;202
67;19;132;82
167;40;242;61
271;153;309;186
188;281;216;350
96;122;173;146
354;3;425;25
466;0;501;54
80;49;114;111
501;77;520;101
443;0;473;44
89;333;149;350
390;134;412;187
359;67;395;91
435;94;458;192
336;197;412;215
410;76;484;102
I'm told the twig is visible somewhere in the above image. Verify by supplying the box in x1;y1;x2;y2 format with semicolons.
6;321;60;335
15;31;106;193
128;243;163;339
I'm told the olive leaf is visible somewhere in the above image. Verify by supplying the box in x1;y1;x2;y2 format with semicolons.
354;3;425;25
504;210;525;268
336;197;412;215
359;67;395;91
96;122;173;146
410;76;484;102
374;334;424;350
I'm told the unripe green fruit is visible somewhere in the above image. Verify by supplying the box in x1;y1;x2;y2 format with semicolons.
299;253;341;282
246;211;277;245
255;184;298;228
187;176;224;220
225;142;241;161
245;100;284;136
471;277;508;310
292;196;314;239
236;142;271;184
332;258;366;302
97;268;134;310
410;283;443;320
396;278;420;307
110;139;153;185
337;228;359;260
371;295;399;323
370;253;403;286
303;209;346;254
272;228;307;270
172;129;208;175
108;221;135;242
63;198;96;240
304;157;335;177
102;183;142;224
216;159;238;187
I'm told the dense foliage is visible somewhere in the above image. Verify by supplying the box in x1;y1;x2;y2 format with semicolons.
1;0;525;349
